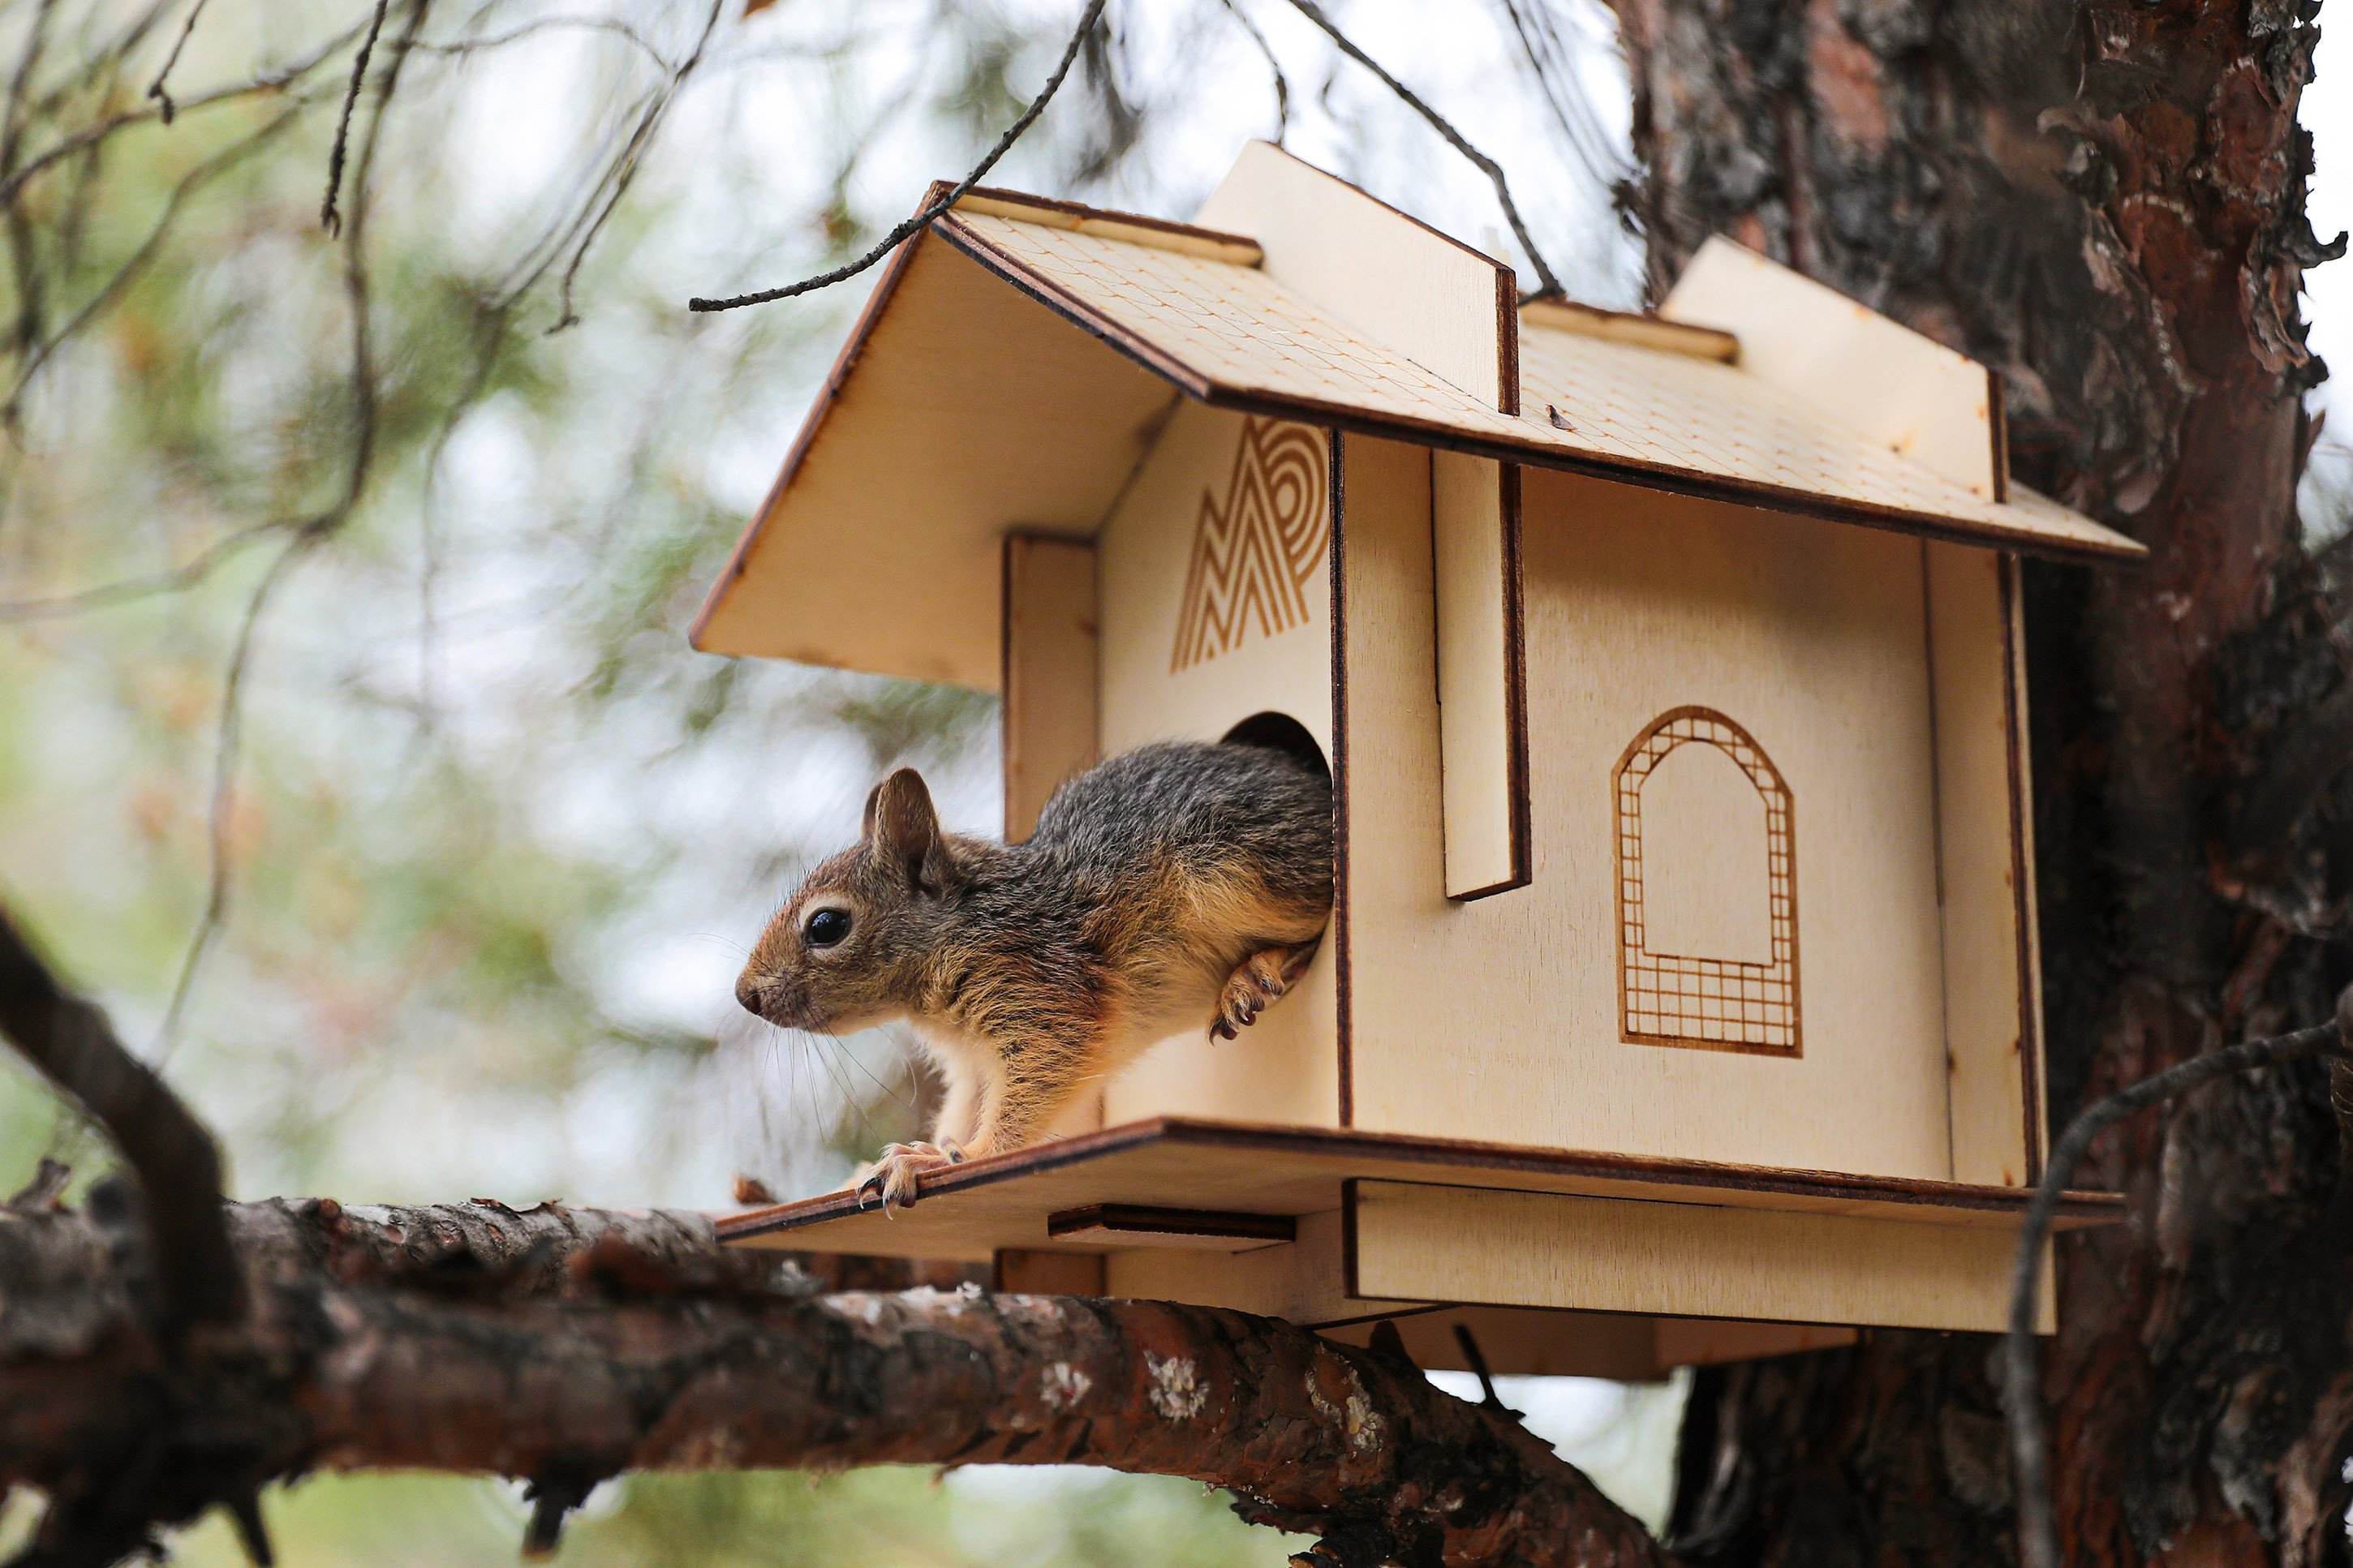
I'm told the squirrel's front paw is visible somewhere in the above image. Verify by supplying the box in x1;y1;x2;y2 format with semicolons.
1209;946;1308;1041
850;1140;966;1209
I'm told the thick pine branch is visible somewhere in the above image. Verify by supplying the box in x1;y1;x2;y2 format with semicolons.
0;1193;1673;1568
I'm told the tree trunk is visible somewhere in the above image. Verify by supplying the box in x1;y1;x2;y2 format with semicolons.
1617;0;2350;1561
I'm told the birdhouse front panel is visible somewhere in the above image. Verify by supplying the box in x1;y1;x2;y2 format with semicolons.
1095;400;1340;1132
1340;451;1961;1180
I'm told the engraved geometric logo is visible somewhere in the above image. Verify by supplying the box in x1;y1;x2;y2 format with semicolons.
1170;417;1330;672
1612;707;1800;1057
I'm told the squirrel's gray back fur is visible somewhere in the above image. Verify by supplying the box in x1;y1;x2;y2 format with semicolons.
735;737;1333;1180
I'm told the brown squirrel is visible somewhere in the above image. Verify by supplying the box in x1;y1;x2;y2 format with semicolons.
734;739;1333;1207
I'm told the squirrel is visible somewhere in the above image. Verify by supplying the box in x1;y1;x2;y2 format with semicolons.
734;738;1333;1208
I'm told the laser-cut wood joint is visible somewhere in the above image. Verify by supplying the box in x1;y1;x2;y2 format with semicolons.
695;143;2143;1377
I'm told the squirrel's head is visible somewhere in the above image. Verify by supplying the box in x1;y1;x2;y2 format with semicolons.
734;767;966;1035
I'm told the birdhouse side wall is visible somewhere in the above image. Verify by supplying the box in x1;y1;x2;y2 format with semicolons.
1093;401;1342;1130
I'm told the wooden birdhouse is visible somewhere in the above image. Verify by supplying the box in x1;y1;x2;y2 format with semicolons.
698;144;2134;1378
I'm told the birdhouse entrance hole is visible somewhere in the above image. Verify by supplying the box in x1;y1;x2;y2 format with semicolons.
1223;710;1330;785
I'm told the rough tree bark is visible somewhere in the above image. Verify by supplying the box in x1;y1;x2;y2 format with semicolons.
0;1191;1670;1568
1619;0;2351;1562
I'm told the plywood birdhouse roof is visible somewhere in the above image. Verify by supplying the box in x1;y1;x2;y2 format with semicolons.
695;147;2142;687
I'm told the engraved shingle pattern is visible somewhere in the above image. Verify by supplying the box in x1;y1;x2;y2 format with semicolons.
945;212;2136;559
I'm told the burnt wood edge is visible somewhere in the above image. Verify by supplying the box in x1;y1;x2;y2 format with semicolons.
1447;460;1534;904
1046;1204;1297;1243
2002;552;2046;1183
933;217;2140;567
1341;1178;1362;1299
1329;432;1354;1128
713;1117;2129;1244
954;184;1264;254
1495;263;1521;417
1986;363;2011;506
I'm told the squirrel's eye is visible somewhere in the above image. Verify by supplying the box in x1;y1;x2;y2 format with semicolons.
803;908;851;947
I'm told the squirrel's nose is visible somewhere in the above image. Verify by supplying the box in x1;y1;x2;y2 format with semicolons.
735;974;768;1018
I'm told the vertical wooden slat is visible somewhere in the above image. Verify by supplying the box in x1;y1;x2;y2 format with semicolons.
1923;539;2036;1187
1000;534;1099;844
1431;453;1529;899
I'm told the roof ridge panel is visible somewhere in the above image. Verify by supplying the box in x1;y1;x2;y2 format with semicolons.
936;206;2141;563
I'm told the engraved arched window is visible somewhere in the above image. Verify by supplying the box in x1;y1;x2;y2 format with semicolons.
1612;707;1800;1057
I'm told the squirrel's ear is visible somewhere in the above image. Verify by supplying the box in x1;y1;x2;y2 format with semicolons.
866;768;954;892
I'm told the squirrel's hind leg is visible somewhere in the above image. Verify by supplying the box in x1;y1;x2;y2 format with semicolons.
1209;939;1319;1040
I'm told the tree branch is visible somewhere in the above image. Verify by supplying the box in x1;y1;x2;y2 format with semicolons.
0;24;366;208
0;1190;1677;1568
0;912;1665;1566
686;0;1108;313
1278;0;1562;299
1214;0;1289;140
318;0;391;235
143;0;214;123
0;904;240;1342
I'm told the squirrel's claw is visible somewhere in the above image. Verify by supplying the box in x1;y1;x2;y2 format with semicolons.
1209;944;1310;1041
850;1140;966;1210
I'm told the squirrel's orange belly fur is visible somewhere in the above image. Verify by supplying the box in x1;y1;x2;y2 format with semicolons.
734;740;1333;1209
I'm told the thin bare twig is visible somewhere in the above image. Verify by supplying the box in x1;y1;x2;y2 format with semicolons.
1279;0;1563;299
5;96;316;419
156;0;422;1058
1215;0;1288;140
411;14;670;72
29;0;177;121
151;531;315;1055
0;519;293;620
2003;1004;2352;1568
688;0;1109;312
319;0;390;235
0;23;366;208
1;0;65;356
144;0;214;122
546;0;726;333
1494;0;1624;195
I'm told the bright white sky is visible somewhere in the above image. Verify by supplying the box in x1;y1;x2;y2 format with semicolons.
2301;19;2351;511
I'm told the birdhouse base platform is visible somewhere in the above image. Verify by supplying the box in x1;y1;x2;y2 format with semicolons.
719;1118;2119;1378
